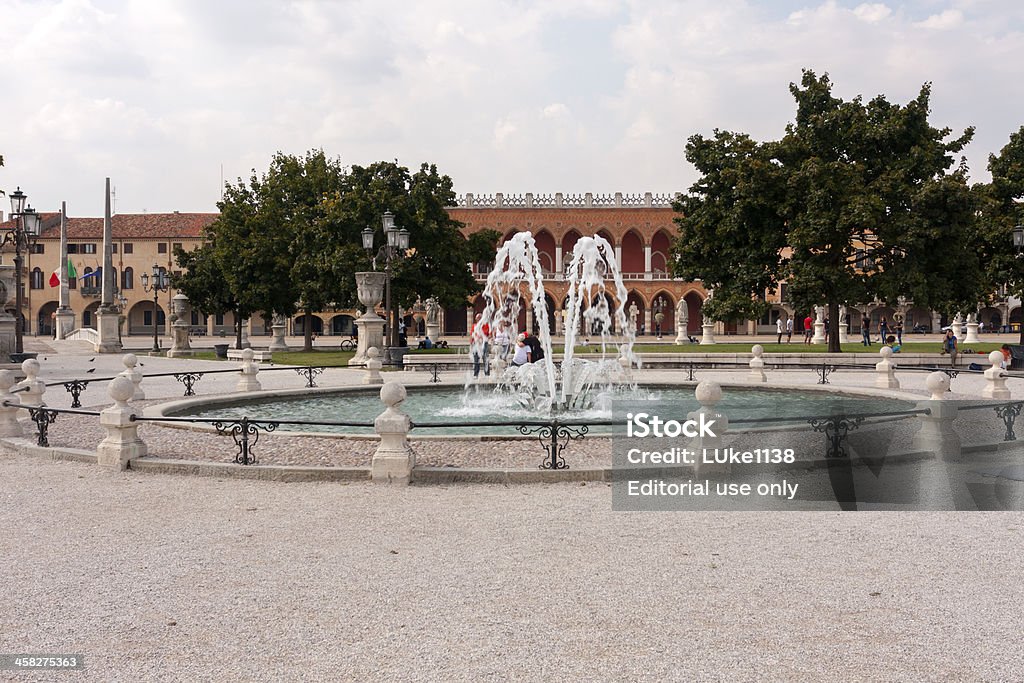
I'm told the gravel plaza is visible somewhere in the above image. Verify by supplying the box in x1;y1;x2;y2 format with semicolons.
0;338;1022;681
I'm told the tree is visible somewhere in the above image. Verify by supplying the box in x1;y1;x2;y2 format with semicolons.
673;70;984;352
177;153;481;352
978;126;1024;342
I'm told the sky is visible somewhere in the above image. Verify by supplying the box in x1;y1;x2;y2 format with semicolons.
1;0;1022;217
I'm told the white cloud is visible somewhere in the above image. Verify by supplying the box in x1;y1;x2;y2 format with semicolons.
854;3;892;23
916;9;965;29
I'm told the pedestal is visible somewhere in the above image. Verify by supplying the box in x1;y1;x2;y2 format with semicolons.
674;321;687;344
426;323;441;342
699;321;716;345
269;317;289;352
963;321;981;344
351;316;385;365
167;322;194;357
54;308;75;340
240;318;251;349
811;321;826;345
94;307;122;353
0;313;15;361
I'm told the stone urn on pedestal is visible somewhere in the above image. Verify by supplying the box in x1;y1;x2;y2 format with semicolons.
167;293;194;357
350;272;386;366
269;314;289;352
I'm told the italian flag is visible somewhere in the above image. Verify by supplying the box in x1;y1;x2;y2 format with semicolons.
49;259;77;288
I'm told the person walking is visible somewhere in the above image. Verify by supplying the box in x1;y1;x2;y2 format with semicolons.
943;328;958;367
803;314;813;345
879;317;889;345
786;316;793;343
776;317;784;345
893;317;904;346
470;314;491;378
861;315;872;346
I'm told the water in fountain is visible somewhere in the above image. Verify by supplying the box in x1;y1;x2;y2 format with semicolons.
466;231;639;412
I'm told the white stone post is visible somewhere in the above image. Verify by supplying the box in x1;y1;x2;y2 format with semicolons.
17;358;45;407
371;382;414;483
838;305;849;344
982;350;1010;399
911;372;961;461
97;376;147;470
688;380;729;475
119;353;145;400
363;347;383;385
236;348;262;392
0;370;23;437
963;312;981;344
748;344;767;382
875;346;900;389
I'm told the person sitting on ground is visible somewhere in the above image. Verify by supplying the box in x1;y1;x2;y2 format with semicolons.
421;336;433;349
510;334;531;367
885;334;900;353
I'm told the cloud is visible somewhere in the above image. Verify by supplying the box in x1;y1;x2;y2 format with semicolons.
916;9;965;30
853;3;892;23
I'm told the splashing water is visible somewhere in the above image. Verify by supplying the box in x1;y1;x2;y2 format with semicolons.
467;232;639;412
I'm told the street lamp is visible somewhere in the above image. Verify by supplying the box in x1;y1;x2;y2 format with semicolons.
362;210;410;362
4;187;43;356
1013;225;1024;255
140;264;169;352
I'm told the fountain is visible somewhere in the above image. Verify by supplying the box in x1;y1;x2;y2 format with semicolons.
467;232;638;412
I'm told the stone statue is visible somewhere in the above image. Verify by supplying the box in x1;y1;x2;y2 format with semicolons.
677;298;688;325
425;297;439;326
628;302;639;330
815;305;825;323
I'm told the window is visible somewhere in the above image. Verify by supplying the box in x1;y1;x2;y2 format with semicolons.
158;243;168;254
172;242;182;253
112;244;117;254
30;268;44;290
779;283;788;303
144;310;152;326
30;244;44;254
215;313;224;326
67;244;78;254
123;243;133;254
82;243;97;254
122;267;133;290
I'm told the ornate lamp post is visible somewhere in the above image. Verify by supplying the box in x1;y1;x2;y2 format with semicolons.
1013;225;1024;344
4;187;43;355
140;264;170;352
361;210;410;362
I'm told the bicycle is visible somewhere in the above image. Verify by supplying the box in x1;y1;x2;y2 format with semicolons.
339;335;357;351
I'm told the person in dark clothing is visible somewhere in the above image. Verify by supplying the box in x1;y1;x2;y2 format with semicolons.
523;332;544;363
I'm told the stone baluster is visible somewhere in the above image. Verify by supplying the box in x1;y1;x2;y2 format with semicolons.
748;344;767;382
97;376;147;470
119;353;145;400
17;358;45;407
364;347;383;385
875;346;899;389
982;350;1010;399
236;348;262;391
371;382;414;483
0;370;23;436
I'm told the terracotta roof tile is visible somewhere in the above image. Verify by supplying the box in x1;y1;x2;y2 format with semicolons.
0;212;219;240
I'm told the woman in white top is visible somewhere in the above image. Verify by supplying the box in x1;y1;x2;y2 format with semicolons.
510;335;531;366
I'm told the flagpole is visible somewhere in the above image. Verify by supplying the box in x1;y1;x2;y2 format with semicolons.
54;202;74;340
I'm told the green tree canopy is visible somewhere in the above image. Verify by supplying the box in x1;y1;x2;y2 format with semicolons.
673;70;984;351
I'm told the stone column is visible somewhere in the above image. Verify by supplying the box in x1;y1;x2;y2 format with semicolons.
931;311;942;333
0;370;23;437
643;309;652;338
982;350;1010;399
875;346;900;389
97;376;147;470
269;314;289;352
643;245;652;280
95;178;122;353
554;245;563;279
351;272;386;366
371;382;414;483
119;353;145;400
16;358;45;407
55;201;75;340
236;348;262;391
748;345;767;383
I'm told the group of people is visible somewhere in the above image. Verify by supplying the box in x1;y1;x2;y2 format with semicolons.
470;315;546;378
861;315;904;347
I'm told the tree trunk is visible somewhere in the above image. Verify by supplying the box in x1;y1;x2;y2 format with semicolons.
827;300;841;353
235;314;242;350
303;307;313;352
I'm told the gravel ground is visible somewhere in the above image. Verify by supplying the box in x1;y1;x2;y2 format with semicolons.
1;448;1022;682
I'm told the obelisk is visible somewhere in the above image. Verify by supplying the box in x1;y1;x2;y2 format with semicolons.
94;178;122;353
54;202;75;339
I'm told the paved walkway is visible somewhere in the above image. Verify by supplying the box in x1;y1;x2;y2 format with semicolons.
1;340;1020;680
